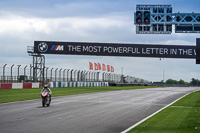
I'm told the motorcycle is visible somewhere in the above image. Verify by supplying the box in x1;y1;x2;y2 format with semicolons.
41;90;51;107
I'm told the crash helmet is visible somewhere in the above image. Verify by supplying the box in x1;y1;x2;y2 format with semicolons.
44;85;48;89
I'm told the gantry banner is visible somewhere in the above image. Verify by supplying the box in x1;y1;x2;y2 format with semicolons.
34;41;196;59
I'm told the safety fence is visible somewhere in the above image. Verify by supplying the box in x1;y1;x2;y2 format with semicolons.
0;64;150;85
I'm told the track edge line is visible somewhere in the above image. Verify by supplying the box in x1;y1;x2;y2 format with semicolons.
121;91;193;133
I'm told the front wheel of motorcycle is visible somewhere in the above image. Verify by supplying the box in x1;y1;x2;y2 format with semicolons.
42;98;46;107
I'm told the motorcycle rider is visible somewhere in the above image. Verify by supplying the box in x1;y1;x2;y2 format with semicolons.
41;85;52;98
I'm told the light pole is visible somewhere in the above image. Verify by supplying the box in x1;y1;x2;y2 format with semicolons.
70;69;73;81
55;68;58;82
11;64;14;82
83;70;86;81
80;71;84;81
109;73;111;83
24;65;27;76
77;70;80;81
67;69;70;81
23;65;27;82
59;68;62;82
91;72;94;81
74;70;77;81
63;69;66;81
97;72;100;82
86;71;89;81
46;67;49;83
102;72;105;82
105;73;107;82
30;64;33;82
50;68;54;81
106;73;108;82
88;71;91;81
3;64;7;83
17;65;21;82
94;72;96;81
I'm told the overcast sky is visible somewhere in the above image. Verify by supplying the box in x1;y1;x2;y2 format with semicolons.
0;0;200;82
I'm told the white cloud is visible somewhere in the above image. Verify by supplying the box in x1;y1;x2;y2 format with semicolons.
0;16;50;34
0;14;127;36
158;40;194;46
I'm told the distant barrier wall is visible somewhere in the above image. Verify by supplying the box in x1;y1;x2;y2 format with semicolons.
0;82;41;89
0;82;108;89
50;81;109;88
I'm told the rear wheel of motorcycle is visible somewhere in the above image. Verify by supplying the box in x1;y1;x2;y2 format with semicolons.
47;99;50;107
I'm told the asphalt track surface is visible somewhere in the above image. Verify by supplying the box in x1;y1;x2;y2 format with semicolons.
0;87;199;133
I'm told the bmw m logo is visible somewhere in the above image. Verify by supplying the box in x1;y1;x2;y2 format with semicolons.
38;42;48;52
51;45;64;51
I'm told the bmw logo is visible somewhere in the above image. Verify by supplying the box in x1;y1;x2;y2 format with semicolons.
38;42;48;52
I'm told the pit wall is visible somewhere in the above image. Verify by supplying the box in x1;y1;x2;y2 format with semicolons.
50;82;109;88
0;82;41;89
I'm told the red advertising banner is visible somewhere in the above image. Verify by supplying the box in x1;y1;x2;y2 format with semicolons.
89;62;93;70
98;63;101;70
102;64;106;71
107;65;110;72
94;63;98;70
89;62;114;72
111;66;114;72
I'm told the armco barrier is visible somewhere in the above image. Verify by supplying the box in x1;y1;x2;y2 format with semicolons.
23;83;32;89
0;83;12;89
32;83;41;88
0;82;41;89
58;82;62;87
12;83;23;89
50;81;109;88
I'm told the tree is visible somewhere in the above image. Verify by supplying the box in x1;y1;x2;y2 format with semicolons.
166;79;178;84
190;78;200;86
178;79;185;84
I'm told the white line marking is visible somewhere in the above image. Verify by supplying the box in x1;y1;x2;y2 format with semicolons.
121;92;192;133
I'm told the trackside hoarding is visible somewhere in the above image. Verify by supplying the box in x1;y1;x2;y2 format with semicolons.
34;41;196;59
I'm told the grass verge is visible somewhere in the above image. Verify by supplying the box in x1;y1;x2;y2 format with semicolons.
128;90;200;133
0;86;156;104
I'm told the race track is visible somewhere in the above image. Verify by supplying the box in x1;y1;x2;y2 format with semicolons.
0;87;199;133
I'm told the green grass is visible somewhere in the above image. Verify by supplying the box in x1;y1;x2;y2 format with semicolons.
128;90;200;133
0;86;156;104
